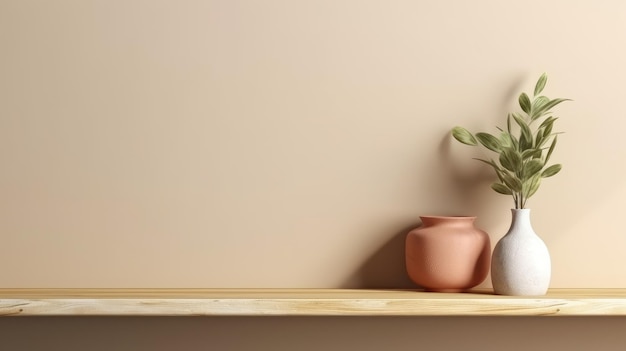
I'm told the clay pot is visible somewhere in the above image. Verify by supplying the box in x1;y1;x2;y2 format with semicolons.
405;216;491;292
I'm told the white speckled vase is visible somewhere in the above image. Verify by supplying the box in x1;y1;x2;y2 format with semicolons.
491;209;551;296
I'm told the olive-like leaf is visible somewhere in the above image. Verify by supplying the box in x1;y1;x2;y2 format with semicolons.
521;148;542;160
475;132;501;152
519;93;531;114
491;182;512;195
499;152;514;172
532;96;550;110
508;148;522;169
541;164;562;177
498;147;521;173
543;122;554;139
502;123;519;150
534;73;548;96
531;96;550;120
499;131;515;148
502;173;522;192
542;98;571;112
545;135;558;163
523;159;544;179
512;114;533;150
539;116;558;129
507;114;512;134
535;130;544;148
452;127;478;146
522;174;542;199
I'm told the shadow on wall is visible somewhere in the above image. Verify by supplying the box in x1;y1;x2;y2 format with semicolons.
342;132;509;289
340;222;422;289
439;132;509;218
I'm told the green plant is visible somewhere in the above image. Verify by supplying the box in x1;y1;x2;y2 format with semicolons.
451;73;570;209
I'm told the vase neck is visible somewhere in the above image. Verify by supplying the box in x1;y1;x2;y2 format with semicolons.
509;209;535;234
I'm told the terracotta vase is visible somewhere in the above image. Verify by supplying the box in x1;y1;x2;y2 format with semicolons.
405;216;491;292
491;209;551;296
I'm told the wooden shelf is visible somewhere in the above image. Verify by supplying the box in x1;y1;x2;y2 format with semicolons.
1;289;626;316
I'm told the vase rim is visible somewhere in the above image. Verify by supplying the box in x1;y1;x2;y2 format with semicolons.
419;215;477;220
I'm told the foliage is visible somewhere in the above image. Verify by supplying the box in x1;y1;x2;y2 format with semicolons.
451;74;570;209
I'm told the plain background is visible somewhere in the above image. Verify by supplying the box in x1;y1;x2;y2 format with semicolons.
1;0;625;350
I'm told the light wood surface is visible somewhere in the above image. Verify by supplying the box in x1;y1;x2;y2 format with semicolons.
1;289;626;316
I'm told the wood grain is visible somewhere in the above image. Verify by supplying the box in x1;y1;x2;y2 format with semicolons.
1;289;625;316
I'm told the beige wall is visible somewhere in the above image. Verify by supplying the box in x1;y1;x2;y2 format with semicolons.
3;0;624;290
2;1;626;350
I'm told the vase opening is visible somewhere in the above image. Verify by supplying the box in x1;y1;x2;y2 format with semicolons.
419;216;477;226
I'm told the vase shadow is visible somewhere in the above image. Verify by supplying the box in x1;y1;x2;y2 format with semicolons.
340;223;422;289
341;130;508;290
